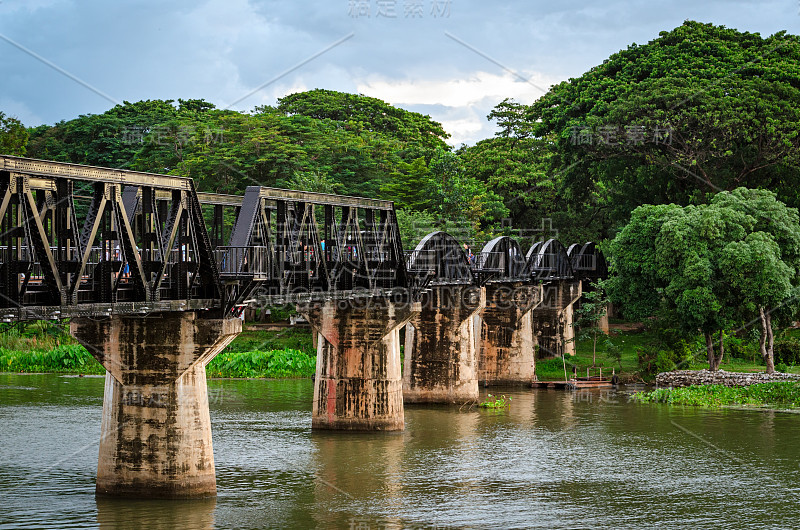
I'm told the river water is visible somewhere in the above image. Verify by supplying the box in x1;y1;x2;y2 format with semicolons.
1;373;799;529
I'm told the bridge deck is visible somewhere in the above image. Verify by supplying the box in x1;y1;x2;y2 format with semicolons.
0;156;607;321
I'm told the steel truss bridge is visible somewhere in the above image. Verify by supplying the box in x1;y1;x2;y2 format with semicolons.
0;156;606;321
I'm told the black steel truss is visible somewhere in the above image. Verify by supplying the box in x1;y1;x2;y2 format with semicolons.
0;156;609;322
211;186;408;310
0;156;222;320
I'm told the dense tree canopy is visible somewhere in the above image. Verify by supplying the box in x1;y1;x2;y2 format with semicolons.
608;188;800;372
473;21;800;236
20;91;506;242
0;112;29;156
8;22;800;255
276;89;450;152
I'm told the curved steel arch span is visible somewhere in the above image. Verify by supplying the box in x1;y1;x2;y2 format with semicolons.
477;236;528;282
567;241;608;281
405;231;473;287
527;238;574;280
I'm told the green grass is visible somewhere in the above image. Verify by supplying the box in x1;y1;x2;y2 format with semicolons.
3;320;792;382
226;327;315;355
0;322;105;374
0;322;318;378
536;329;653;381
536;326;793;382
206;349;315;378
633;382;800;408
0;344;317;379
0;344;105;374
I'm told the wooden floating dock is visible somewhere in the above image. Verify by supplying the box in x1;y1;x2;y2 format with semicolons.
533;377;614;389
533;368;617;389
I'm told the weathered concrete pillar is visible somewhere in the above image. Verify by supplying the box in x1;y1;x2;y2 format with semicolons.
478;283;542;385
71;313;241;498
533;280;582;358
403;285;485;403
298;297;418;431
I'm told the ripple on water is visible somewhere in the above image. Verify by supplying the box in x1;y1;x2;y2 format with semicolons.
3;376;800;529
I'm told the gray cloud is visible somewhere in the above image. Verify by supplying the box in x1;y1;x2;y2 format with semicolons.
0;0;792;144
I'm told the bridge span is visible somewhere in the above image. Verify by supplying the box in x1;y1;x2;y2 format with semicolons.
0;155;606;498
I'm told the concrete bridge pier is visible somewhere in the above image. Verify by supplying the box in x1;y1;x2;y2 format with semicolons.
403;285;485;403
478;283;542;386
532;280;582;357
298;297;419;431
70;313;241;498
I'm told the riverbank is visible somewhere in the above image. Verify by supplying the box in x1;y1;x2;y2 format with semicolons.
2;320;794;381
656;369;800;388
0;325;317;379
633;381;800;409
0;346;316;378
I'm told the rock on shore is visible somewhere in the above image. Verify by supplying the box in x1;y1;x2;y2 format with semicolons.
656;370;800;388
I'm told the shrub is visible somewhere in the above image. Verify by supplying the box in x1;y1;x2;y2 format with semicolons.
605;338;623;368
637;346;676;377
0;344;102;373
773;339;800;366
775;362;789;373
206;349;315;378
636;343;692;378
725;335;759;361
634;382;800;407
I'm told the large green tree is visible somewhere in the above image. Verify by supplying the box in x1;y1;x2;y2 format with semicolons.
26;99;216;168
276;88;450;152
512;21;800;233
24;91;457;205
460;100;559;232
0;111;29;156
608;188;800;372
713;188;800;372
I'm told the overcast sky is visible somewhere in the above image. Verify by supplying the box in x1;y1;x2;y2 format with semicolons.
0;0;796;145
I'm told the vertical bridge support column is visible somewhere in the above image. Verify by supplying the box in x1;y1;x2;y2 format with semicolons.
532;280;582;358
70;312;241;498
299;297;419;431
478;283;542;386
403;285;485;403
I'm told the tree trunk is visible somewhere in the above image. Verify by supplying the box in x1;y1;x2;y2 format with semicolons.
758;306;769;371
705;331;717;371
592;333;597;367
717;331;725;367
759;306;776;374
764;307;775;374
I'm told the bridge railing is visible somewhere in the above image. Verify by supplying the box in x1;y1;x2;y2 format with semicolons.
215;246;272;280
404;249;436;273
570;253;598;271
529;251;573;280
475;250;528;280
404;248;473;287
404;249;471;271
2;244;204;284
474;251;505;271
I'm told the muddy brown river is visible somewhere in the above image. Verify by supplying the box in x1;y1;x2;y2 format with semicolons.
2;374;799;528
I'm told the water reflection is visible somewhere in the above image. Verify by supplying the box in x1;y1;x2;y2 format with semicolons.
311;431;405;527
3;375;800;529
96;497;216;530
